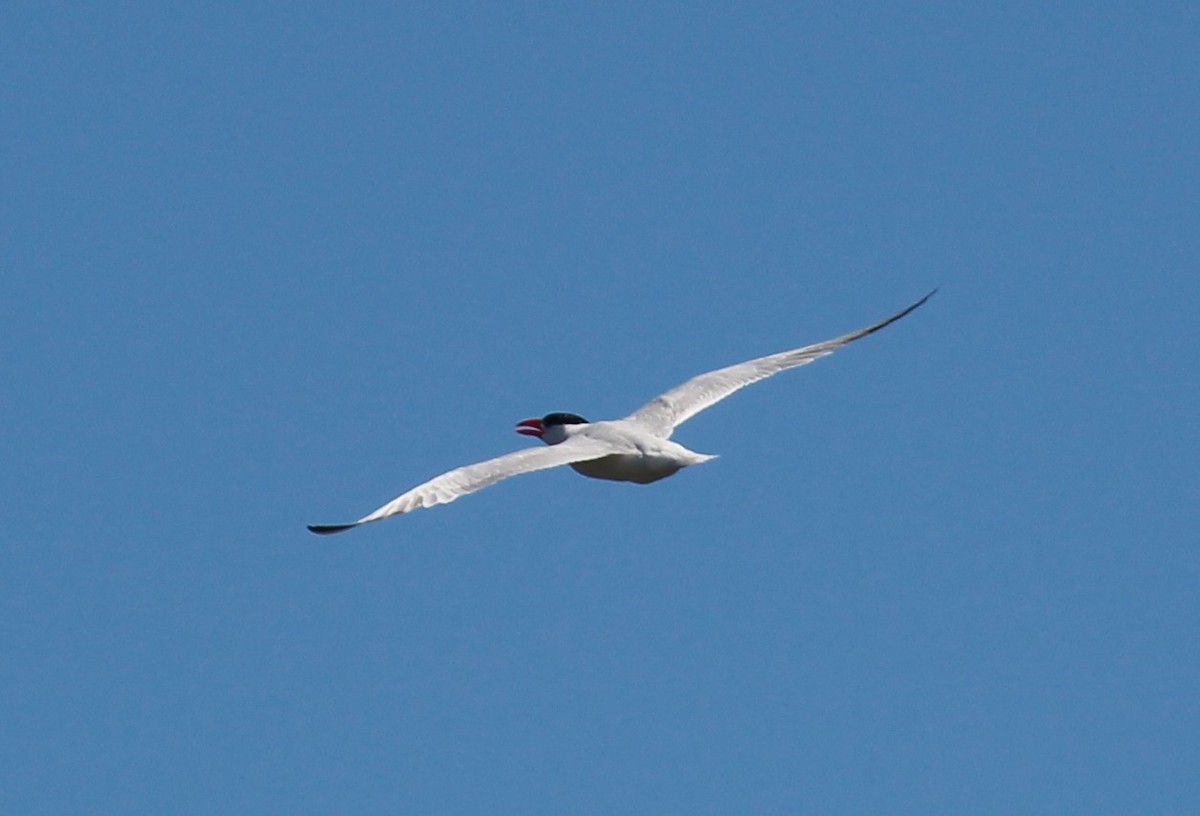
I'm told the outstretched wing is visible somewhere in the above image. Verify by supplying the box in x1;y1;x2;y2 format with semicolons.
625;290;935;438
308;436;620;534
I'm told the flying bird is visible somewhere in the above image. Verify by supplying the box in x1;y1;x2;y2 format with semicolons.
308;290;935;534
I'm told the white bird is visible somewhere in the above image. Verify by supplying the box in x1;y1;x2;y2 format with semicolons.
308;291;935;534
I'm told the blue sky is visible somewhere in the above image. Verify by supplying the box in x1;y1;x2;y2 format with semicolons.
3;3;1197;813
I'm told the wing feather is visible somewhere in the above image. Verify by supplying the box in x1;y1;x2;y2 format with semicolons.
625;290;935;437
307;437;619;534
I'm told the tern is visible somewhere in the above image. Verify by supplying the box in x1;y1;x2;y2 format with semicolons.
308;290;934;534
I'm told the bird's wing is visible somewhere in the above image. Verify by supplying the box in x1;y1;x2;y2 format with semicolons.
307;436;622;534
624;290;935;438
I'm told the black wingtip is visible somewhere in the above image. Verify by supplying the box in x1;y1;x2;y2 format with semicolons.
905;288;938;313
307;523;359;535
853;288;938;341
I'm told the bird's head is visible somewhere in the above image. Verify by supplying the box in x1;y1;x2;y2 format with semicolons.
515;412;590;444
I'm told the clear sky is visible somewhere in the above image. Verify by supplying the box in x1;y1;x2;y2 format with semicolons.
3;3;1197;814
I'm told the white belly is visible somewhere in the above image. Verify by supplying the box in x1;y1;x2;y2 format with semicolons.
567;443;717;485
569;453;684;484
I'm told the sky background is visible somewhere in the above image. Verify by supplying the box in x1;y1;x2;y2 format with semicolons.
3;3;1197;813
